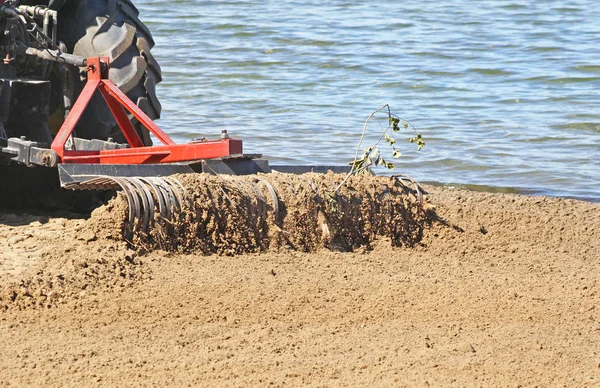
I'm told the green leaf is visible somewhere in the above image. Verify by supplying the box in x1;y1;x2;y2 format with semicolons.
386;162;396;170
349;159;364;168
392;150;402;158
408;134;425;150
404;122;409;129
385;134;396;145
390;117;400;132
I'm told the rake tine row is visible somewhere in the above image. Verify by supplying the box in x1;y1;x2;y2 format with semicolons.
70;175;189;235
68;172;424;245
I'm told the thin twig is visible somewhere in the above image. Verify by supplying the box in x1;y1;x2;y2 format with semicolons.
352;104;391;164
336;104;391;192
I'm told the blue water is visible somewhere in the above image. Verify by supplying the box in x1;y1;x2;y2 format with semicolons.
138;0;599;201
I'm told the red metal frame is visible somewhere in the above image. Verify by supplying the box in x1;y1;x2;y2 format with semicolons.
51;57;242;164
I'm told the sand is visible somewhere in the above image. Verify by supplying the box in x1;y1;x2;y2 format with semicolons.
1;180;599;386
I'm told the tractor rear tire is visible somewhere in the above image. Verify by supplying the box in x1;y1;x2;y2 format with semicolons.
58;0;162;145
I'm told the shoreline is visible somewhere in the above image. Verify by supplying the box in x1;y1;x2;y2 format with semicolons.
423;180;600;204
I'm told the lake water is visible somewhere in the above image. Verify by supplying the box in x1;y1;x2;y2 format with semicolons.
138;0;599;202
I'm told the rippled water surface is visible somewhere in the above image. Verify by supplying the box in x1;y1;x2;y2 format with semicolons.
138;0;599;201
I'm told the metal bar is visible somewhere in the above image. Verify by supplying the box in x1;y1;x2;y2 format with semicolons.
58;163;201;186
63;150;169;160
25;47;88;67
100;80;175;146
50;77;100;159
98;82;144;148
60;139;242;164
57;156;270;186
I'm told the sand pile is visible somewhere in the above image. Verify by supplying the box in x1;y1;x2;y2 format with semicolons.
89;172;429;255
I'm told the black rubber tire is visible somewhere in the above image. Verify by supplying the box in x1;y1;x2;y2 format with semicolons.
58;0;162;145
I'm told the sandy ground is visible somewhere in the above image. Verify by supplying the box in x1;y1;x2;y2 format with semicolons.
1;183;599;386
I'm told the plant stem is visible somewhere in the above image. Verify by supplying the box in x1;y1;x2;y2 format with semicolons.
335;104;391;192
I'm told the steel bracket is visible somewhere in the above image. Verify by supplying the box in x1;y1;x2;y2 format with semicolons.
0;137;58;167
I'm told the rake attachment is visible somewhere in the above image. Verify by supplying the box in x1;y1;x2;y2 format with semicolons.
102;173;429;254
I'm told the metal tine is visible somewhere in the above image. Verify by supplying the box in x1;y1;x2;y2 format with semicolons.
161;177;184;212
136;178;158;225
304;178;322;204
69;176;120;191
165;177;190;210
391;174;424;205
156;182;173;221
254;178;280;224
109;177;138;233
138;177;167;221
83;177;107;186
380;183;392;217
159;178;180;220
114;178;142;231
151;178;175;221
213;175;235;203
144;177;171;220
225;176;259;218
249;181;267;219
127;177;155;233
304;179;318;193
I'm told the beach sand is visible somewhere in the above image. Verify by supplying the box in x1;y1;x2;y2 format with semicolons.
1;184;599;386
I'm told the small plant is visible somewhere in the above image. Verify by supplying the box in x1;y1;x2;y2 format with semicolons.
336;104;424;191
350;104;424;174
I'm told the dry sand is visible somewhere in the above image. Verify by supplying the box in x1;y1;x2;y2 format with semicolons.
1;182;599;386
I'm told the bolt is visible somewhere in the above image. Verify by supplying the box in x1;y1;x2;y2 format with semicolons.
41;152;57;167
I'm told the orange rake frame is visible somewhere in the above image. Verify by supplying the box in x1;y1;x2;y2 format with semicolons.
51;57;242;165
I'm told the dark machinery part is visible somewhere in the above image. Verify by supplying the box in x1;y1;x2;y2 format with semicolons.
0;4;60;144
0;0;161;150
